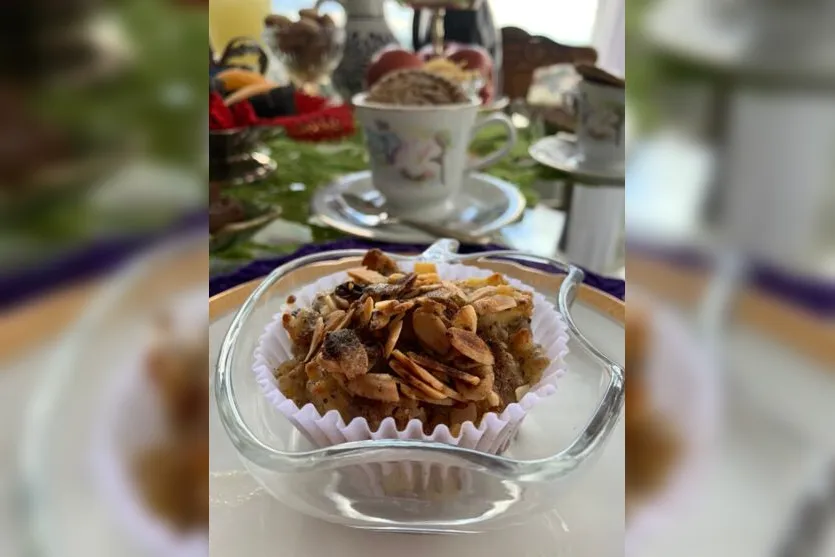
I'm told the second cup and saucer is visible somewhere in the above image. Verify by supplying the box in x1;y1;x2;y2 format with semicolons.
313;89;526;243
529;65;625;184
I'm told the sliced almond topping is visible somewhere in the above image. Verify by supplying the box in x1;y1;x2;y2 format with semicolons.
334;307;355;331
355;296;374;328
390;349;447;392
347;267;387;285
324;310;346;332
440;281;467;300
487;391;501;407
415;272;440;284
455;365;495;401
412;310;450;354
369;311;391;331
389;359;446;400
515;385;531;401
303;317;325;362
391;300;416;315
416;298;446;315
468;285;499;302
344;373;400;402
413;262;437;275
383;318;403;358
486;273;507;286
332;295;350;310
318;329;369;379
451;305;477;333
406;351;481;386
387;273;406;283
447;327;494;365
472;295;517;315
399;383;454;405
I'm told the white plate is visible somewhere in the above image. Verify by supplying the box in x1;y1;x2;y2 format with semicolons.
529;134;625;183
310;171;526;244
207;275;626;556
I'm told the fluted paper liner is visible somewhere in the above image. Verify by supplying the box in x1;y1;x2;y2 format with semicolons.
92;293;208;557
253;262;570;455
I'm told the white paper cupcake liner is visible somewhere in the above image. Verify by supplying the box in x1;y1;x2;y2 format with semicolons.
92;291;208;557
253;261;570;455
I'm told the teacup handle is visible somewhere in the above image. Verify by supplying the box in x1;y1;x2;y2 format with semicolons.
467;112;518;172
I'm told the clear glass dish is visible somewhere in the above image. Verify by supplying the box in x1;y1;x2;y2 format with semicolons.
215;239;624;533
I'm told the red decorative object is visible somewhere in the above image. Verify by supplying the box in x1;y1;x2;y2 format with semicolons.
210;90;354;142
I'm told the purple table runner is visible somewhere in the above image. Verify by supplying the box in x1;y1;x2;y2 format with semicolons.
209;239;627;301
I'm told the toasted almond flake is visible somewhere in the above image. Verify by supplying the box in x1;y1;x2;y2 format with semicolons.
451;305;477;332
455;365;495;401
391;300;416;315
383;318;403;358
472;295;517;315
415;272;440;284
347;267;387;285
334;307;355;331
487;391;501;407
416;298;446;315
319;329;369;379
390;349;448;392
468;286;499;302
412;311;450;354
324;310;346;332
355;296;374;328
332;295;350;310
440;281;467;300
344;373;400;402
387;273;406;282
389;359;446;399
515;385;531;401
373;300;399;315
369;311;391;330
399;383;453;405
413;262;437;275
323;295;337;311
303;317;325;362
447;327;494;365
486;273;507;286
406;351;481;385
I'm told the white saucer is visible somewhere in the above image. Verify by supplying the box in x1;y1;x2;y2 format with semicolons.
529;133;625;183
311;171;526;244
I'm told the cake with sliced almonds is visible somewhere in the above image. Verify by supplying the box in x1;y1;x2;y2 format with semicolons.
274;249;550;435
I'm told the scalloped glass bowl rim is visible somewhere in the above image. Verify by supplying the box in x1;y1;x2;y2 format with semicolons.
214;240;625;482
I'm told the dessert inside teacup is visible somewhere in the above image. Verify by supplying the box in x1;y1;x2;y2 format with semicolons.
272;249;554;438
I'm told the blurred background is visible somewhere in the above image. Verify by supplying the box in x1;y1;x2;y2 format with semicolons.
627;0;835;555
0;1;208;556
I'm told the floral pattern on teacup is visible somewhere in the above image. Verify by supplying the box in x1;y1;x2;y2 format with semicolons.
366;120;452;183
580;98;625;144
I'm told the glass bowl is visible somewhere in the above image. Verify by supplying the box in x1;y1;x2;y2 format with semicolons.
215;239;624;533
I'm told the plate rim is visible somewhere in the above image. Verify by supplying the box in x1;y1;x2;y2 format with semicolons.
310;171;527;244
529;134;625;183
